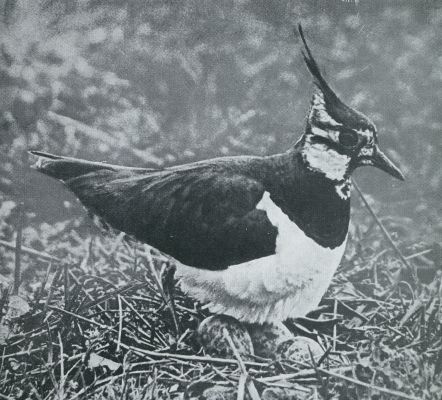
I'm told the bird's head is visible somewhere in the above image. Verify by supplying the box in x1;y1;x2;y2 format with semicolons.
296;25;404;188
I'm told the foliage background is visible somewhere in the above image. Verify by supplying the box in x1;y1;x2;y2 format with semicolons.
0;0;441;399
0;0;440;224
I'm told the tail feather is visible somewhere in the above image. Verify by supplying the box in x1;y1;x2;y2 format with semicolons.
29;151;151;182
29;151;161;236
30;151;63;160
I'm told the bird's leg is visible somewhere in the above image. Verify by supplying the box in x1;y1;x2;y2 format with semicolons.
160;262;181;337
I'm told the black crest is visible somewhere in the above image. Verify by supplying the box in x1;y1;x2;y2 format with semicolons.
297;24;374;130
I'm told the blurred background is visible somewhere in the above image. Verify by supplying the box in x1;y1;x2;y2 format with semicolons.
1;4;441;397
0;0;441;272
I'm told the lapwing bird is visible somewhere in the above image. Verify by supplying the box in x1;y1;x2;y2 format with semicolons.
30;25;404;325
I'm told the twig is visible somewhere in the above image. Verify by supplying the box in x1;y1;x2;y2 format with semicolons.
0;239;60;262
337;299;369;322
237;374;246;400
308;345;328;397
119;296;168;347
63;263;69;308
316;346;333;368
13;202;25;295
0;237;139;266
67;271;111;322
60;358;83;399
49;306;117;331
46;322;54;380
223;328;261;400
44;265;63;313
405;249;433;260
316;367;420;400
58;332;64;400
223;328;248;373
365;290;396;325
118;342;267;368
161;262;181;337
142;246;180;336
0;347;5;377
352;180;418;281
0;347;48;360
28;382;43;400
117;295;123;352
33;262;54;309
78;282;148;312
332;299;338;351
400;299;424;327
258;366;353;383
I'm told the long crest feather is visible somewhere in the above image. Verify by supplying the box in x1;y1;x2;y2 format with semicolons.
297;24;372;129
297;24;339;102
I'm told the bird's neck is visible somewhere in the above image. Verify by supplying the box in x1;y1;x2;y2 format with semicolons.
298;131;351;180
295;133;352;200
255;149;351;249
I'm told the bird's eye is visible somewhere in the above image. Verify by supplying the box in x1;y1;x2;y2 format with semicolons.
338;129;359;148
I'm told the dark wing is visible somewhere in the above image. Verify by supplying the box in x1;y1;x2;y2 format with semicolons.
31;152;277;270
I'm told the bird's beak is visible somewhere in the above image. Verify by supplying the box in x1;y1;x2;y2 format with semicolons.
371;145;405;181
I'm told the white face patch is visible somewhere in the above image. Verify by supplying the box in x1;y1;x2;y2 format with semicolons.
310;125;339;142
175;192;347;323
359;147;374;157
301;138;350;181
310;92;342;127
335;178;352;200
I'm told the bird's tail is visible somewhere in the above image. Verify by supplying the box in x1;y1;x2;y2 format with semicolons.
29;151;159;235
29;150;149;182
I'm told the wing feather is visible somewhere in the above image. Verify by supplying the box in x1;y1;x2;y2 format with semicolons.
33;153;278;269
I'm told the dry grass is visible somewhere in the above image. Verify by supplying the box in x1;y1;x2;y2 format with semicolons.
0;193;441;400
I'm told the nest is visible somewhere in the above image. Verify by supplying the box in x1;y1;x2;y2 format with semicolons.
0;210;441;399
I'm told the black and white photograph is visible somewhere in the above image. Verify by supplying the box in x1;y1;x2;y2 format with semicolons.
0;1;441;399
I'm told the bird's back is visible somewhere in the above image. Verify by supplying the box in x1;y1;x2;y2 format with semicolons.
31;150;350;269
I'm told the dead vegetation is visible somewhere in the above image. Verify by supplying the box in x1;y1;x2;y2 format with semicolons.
0;187;440;400
0;1;441;399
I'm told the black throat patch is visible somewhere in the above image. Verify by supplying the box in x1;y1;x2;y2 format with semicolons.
262;152;350;249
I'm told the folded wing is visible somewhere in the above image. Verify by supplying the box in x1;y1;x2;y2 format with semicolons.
31;151;278;270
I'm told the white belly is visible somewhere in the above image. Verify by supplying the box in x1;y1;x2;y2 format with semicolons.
176;192;347;323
